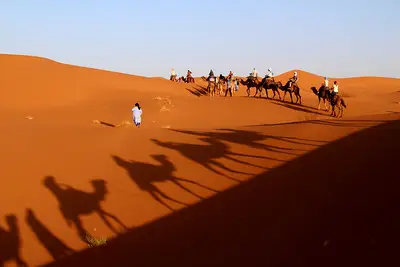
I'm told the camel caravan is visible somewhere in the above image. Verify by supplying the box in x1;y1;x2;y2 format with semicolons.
170;67;347;118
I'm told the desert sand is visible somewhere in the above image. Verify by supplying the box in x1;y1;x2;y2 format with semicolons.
0;54;399;266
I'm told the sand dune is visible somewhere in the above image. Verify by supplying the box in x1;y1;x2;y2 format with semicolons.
0;54;399;266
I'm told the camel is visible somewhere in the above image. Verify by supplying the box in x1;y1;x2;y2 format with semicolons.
311;85;331;111
255;78;282;100
217;75;227;95
276;81;302;104
186;74;195;83
240;77;260;97
311;86;347;117
201;76;218;96
329;94;347;118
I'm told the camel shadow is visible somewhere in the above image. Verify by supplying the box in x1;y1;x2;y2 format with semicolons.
151;137;276;180
43;176;128;243
271;101;328;116
42;118;400;267
186;85;208;97
26;209;74;261
169;128;324;154
112;154;218;211
0;214;28;267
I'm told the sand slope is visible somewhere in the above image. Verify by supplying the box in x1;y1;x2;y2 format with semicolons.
0;54;399;266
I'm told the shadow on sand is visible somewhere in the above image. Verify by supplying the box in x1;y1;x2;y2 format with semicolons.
151;137;275;181
186;85;208;97
169;127;326;151
43;117;400;267
271;101;328;116
26;209;75;261
112;154;219;211
0;215;28;267
43;176;127;243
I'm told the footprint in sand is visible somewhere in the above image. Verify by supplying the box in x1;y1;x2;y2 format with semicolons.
154;96;174;112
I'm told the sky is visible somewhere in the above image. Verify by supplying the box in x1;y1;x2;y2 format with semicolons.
1;0;399;78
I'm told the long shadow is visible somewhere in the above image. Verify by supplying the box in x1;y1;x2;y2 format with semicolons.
271;101;328;116
26;209;74;260
112;154;219;211
186;85;208;97
151;137;275;180
43;176;127;243
170;128;325;153
99;121;116;128
0;215;28;267
254;118;391;129
43;118;400;267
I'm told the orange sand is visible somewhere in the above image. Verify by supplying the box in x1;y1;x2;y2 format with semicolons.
0;54;399;266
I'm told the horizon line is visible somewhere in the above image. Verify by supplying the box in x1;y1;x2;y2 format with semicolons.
2;53;399;80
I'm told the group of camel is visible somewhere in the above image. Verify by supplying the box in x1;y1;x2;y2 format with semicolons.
202;75;347;118
200;75;239;96
170;72;347;118
170;74;195;83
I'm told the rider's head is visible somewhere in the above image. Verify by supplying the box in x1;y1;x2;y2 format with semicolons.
268;68;272;71
334;81;337;84
325;76;328;80
294;71;298;76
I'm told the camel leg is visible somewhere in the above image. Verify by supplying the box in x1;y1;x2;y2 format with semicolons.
298;94;302;105
254;87;259;97
289;92;294;103
318;97;321;110
282;91;287;102
331;105;336;117
277;90;282;100
98;209;128;233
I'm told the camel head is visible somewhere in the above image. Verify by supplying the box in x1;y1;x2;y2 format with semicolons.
43;176;58;189
311;86;319;95
91;179;108;201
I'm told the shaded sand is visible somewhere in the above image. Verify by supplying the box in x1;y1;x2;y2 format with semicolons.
0;54;399;266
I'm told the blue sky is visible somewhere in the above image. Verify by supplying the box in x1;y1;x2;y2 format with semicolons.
1;0;399;78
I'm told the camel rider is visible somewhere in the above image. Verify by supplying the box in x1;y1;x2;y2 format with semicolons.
227;71;233;80
264;68;274;83
208;69;215;82
265;68;274;79
288;71;298;89
249;68;258;81
324;77;329;89
187;70;192;78
331;81;339;97
170;68;177;80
